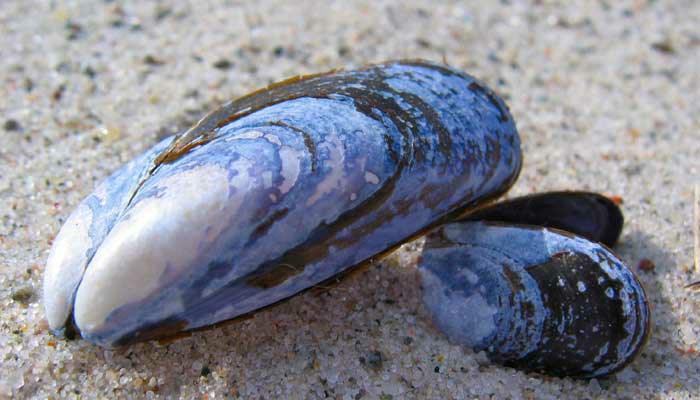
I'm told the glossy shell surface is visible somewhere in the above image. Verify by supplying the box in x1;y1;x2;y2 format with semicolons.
462;191;624;247
44;61;522;347
419;220;650;377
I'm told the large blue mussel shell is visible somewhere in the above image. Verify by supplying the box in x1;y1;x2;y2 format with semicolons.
44;61;522;347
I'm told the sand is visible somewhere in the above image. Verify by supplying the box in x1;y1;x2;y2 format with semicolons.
1;0;699;398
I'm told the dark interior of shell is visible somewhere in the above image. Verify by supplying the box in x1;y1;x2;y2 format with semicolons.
461;191;623;247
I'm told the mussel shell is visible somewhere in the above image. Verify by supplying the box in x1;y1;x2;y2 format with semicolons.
419;221;649;378
461;191;623;247
44;61;522;347
43;138;173;336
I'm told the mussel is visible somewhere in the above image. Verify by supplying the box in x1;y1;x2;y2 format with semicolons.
420;192;649;378
43;60;649;378
44;60;522;346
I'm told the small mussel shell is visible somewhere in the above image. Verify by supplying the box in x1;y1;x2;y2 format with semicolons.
43;60;522;347
462;191;624;247
419;221;649;378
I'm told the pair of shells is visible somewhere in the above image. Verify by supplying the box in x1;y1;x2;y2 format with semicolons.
43;61;649;378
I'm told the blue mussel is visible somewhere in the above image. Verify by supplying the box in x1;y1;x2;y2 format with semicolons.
420;192;649;377
43;60;648;378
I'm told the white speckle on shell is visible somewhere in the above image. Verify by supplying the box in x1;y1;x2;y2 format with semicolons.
227;130;264;141
264;133;282;146
262;171;273;188
278;146;302;194
306;136;346;205
364;171;379;184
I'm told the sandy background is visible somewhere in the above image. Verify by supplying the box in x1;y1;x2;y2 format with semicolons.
1;0;699;398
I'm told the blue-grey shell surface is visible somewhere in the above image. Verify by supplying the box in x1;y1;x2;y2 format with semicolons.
419;221;650;378
43;61;522;347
